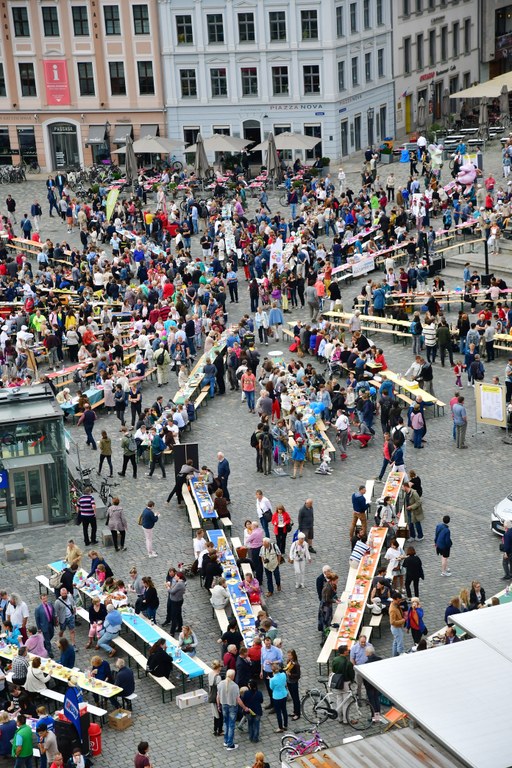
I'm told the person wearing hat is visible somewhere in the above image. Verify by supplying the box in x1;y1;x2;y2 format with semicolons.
288;532;311;589
290;437;306;479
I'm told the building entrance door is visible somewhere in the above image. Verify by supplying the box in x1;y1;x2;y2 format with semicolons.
49;123;79;170
10;467;46;526
243;120;261;164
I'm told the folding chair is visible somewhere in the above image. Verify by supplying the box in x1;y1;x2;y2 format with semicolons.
382;706;408;731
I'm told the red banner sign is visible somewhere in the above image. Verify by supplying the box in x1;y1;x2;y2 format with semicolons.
43;60;71;106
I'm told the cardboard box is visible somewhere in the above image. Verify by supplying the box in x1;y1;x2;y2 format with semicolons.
108;708;133;730
175;689;208;709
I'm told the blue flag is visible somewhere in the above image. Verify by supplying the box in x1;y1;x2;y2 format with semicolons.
63;687;82;739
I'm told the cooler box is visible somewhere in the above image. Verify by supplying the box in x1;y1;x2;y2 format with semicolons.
176;689;209;709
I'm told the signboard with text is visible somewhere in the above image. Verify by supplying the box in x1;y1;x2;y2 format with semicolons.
44;60;71;106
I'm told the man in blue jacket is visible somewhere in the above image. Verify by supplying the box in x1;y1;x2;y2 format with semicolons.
434;515;453;577
217;452;231;501
350;486;368;540
372;285;386;317
501;521;512;580
34;594;55;658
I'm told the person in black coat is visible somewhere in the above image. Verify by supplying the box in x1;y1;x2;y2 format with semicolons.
136;577;159;622
203;554;223;590
235;647;253;688
402;546;424;598
111;658;135;708
55;563;79;598
146;639;173;679
316;565;332;601
469;581;486;610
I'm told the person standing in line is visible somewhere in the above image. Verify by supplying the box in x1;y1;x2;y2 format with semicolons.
403;481;424;540
434;515;453;576
217;669;250;751
77;486;97;546
452;395;468;449
350;486;367;540
284;649;301;721
141;501;160;558
269;662;288;733
77;404;97;450
106;497;128;552
118;427;137;479
402;546;424;598
241;368;256;413
289;533;311;589
389;592;406;656
145;428;167;479
217;452;231;501
501;520;512;580
297;498;316;553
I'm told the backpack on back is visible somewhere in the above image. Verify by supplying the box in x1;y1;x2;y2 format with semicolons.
261;432;272;451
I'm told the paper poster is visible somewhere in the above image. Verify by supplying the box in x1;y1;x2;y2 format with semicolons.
351;256;375;277
43;60;71;106
270;239;284;272
476;383;506;427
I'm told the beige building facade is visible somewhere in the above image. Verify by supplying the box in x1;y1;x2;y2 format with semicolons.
0;0;165;171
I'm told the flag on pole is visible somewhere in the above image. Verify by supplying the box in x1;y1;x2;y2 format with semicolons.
105;188;119;222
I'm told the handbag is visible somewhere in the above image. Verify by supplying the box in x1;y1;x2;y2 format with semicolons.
75;511;82;525
208;682;218;704
263;509;272;523
105;512;110;526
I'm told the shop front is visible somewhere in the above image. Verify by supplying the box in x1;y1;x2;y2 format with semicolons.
48;122;80;170
0;385;71;533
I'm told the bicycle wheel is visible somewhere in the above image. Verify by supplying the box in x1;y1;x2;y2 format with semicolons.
172;160;183;172
279;746;299;762
279;194;288;206
345;697;374;730
204;167;215;182
302;691;327;724
281;734;299;747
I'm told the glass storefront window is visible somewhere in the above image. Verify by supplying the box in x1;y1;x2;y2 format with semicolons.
0;127;12;166
17;126;37;163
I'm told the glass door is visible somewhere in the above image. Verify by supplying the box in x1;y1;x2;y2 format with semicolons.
11;468;46;526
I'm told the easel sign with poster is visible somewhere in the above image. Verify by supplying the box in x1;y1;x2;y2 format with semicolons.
474;382;508;440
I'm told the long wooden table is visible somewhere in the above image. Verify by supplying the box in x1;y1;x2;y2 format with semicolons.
383;369;446;415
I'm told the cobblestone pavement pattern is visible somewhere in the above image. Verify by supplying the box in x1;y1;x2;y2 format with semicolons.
2;140;511;767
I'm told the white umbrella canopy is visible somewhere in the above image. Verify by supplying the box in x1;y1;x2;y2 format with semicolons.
417;98;427;130
251;131;320;152
265;133;281;181
185;134;250;153
112;135;183;155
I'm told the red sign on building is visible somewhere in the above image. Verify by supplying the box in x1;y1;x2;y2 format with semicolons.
43;60;71;106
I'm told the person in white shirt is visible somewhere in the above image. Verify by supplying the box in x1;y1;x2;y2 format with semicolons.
210;578;230;610
335;410;350;459
193;529;207;574
255;490;272;537
6;594;29;633
404;357;423;381
289;533;311;588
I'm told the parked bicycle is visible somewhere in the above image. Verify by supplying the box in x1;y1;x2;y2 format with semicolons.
99;477;119;507
279;727;328;762
301;679;373;730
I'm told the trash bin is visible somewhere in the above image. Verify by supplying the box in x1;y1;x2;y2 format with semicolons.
88;723;102;756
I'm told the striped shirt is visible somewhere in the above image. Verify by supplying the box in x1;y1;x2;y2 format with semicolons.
78;494;95;517
350;540;370;563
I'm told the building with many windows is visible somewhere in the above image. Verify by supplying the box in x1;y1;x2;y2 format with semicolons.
480;0;512;80
392;0;480;136
0;1;164;171
159;0;395;162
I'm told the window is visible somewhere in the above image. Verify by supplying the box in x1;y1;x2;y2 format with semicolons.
207;14;224;43
464;19;471;54
416;33;423;69
365;52;371;82
463;71;470;89
441;25;448;60
183;127;199;147
351;56;358;86
42;7;59;37
440;0;446;6
336;6;343;37
350;3;357;32
377;0;384;25
133;5;150;35
301;10;318;40
77;62;95;96
238;12;255;42
241;67;258;96
449;75;459;94
180;69;197;97
104;6;121;35
416;0;422;11
303;64;320;94
137;61;154;95
12;8;29;37
429;29;436;66
176;15;193;44
428;0;435;8
272;66;289;95
304;125;321;160
0;64;5;97
354;115;361;151
210;68;227;97
404;37;411;74
109;62;126;95
269;11;286;41
338;60;345;91
403;0;410;15
19;63;36;97
452;21;459;57
72;6;89;36
363;0;370;29
377;48;384;77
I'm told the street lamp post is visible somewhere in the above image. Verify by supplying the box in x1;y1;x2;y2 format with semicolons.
367;107;374;149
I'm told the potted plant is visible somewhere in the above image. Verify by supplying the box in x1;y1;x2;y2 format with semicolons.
380;147;393;165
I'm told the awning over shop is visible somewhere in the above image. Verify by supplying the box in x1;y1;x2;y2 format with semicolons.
140;124;159;138
3;454;54;470
113;124;133;144
451;72;512;100
85;125;107;145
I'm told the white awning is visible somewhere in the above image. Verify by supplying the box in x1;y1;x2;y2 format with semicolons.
113;124;133;144
3;454;54;470
359;639;512;768
452;600;512;662
140;124;159;138
85;125;107;145
451;72;512;99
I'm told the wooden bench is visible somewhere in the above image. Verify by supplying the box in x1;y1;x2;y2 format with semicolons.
76;606;90;623
40;689;107;722
194;386;210;410
181;485;202;532
209;589;230;632
368;613;383;638
36;575;50;595
74;398;105;423
282;328;295;340
113;635;175;702
360;625;373;642
396;392;414;407
218;516;233;536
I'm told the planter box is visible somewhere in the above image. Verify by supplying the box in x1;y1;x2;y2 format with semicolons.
380;153;393;164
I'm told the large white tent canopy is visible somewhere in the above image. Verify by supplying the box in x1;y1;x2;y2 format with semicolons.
359;639;512;768
451;72;512;100
452;600;512;661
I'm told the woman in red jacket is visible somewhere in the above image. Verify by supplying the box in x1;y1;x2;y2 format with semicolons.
271;504;292;555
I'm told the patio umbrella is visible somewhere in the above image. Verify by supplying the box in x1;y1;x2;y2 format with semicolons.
112;135;182;155
479;97;489;139
185;134;250;153
416;98;426;130
266;132;281;182
441;89;451;125
500;84;510;121
194;133;210;179
251;131;320;152
124;134;138;186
